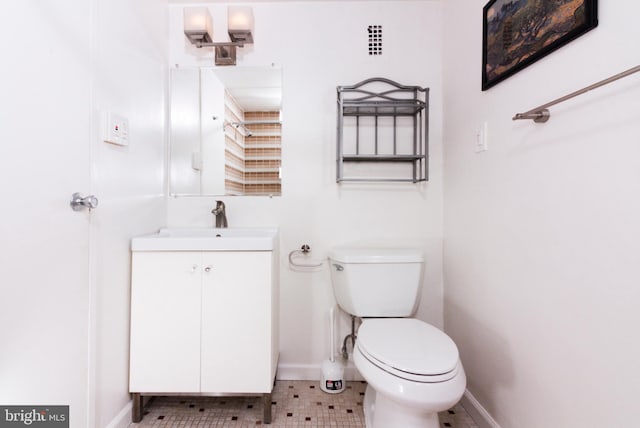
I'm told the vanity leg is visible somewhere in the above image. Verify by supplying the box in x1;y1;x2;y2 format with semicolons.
132;393;143;423
262;393;272;424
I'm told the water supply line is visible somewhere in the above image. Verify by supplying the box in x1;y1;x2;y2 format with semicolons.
341;315;360;360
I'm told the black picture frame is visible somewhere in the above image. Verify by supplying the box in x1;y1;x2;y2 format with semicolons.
482;0;598;91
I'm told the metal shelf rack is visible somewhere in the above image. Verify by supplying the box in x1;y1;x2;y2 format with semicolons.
336;78;429;183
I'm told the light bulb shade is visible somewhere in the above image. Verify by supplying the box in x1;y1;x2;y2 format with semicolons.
227;6;254;44
184;7;213;45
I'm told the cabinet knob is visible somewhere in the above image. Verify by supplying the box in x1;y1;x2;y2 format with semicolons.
204;265;213;273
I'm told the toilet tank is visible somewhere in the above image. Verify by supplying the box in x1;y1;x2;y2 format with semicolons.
328;247;424;317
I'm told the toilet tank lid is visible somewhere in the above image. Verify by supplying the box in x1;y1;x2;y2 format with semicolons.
328;247;423;263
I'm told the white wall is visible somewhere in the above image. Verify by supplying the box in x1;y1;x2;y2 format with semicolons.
170;68;204;195
200;70;227;195
0;1;167;427
443;1;640;426
167;1;444;378
92;0;168;426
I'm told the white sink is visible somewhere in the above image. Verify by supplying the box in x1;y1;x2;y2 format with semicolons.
131;227;279;251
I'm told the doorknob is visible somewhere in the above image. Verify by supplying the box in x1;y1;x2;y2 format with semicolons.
70;192;99;212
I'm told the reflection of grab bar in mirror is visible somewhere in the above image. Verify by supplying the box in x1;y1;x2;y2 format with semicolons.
223;120;253;137
224;120;282;137
236;120;282;125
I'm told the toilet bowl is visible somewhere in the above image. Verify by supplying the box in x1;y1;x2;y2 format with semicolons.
328;247;466;428
354;318;466;428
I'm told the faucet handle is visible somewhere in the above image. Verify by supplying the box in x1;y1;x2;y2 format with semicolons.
212;200;228;228
212;200;225;214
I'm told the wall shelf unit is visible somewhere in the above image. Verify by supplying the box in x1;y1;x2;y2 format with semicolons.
336;78;429;183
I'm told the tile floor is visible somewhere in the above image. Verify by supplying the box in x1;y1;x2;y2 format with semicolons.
129;380;478;428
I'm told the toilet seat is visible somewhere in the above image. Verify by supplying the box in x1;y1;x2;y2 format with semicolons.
356;318;460;383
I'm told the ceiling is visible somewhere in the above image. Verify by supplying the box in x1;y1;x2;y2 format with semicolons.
204;66;282;111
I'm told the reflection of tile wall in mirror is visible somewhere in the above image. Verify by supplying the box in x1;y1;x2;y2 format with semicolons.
243;111;282;196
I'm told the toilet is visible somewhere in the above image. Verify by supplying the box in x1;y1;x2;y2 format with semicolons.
328;247;466;428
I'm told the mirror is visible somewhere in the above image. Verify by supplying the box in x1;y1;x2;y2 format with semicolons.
170;66;282;196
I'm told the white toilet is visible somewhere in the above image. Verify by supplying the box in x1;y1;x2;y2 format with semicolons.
328;247;466;428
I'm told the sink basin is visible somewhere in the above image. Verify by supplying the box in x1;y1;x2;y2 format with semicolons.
131;227;279;251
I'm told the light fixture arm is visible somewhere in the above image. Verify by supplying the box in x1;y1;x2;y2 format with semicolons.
192;41;245;49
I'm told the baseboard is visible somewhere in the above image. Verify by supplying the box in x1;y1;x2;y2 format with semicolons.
277;362;364;382
105;401;132;428
460;389;502;428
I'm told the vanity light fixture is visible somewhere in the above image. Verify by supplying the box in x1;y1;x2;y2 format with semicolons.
183;6;254;66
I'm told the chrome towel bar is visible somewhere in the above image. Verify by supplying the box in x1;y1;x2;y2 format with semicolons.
513;64;640;123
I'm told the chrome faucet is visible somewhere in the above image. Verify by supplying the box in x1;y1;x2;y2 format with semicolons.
211;200;228;228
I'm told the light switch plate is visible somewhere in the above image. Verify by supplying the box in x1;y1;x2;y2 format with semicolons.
103;112;129;146
475;122;488;153
192;152;202;171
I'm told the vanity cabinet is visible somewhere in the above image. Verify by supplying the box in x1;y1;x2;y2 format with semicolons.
129;249;279;423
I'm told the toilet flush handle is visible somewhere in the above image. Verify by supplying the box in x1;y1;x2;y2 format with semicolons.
332;264;344;272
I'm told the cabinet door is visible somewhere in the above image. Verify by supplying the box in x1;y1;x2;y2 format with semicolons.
129;251;202;392
201;251;272;393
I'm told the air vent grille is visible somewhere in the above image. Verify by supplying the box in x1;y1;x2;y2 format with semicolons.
368;25;382;55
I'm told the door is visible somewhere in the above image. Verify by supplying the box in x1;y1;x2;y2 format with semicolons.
200;251;273;392
0;1;93;426
129;252;202;392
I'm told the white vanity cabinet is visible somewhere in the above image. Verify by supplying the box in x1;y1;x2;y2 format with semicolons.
129;244;279;423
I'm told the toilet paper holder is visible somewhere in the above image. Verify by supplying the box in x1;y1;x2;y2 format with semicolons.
288;244;323;269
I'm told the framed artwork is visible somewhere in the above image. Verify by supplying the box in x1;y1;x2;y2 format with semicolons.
482;0;598;90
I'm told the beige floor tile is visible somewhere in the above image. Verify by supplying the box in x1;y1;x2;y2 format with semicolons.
129;380;477;427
